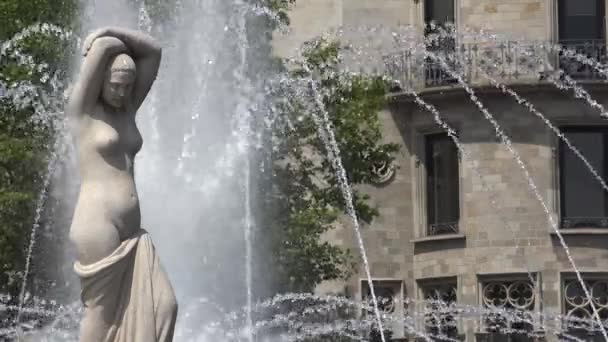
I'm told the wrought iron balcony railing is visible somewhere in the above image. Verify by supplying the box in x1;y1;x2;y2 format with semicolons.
424;56;460;87
428;221;459;236
559;39;607;80
383;39;607;90
561;216;608;229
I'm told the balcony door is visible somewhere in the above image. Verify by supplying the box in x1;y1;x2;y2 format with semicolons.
558;0;605;42
424;0;457;86
557;0;606;79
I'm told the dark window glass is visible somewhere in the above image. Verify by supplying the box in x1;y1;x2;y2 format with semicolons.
424;0;456;86
426;133;459;235
559;0;605;41
557;0;606;80
560;127;608;228
425;0;455;26
425;0;455;45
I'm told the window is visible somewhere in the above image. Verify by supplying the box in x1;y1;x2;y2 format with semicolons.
426;133;460;235
420;280;459;340
558;0;605;42
479;278;539;342
424;0;457;86
361;280;405;340
557;0;606;79
562;276;608;341
425;0;455;27
560;127;608;229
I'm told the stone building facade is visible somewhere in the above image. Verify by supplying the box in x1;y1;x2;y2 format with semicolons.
275;1;608;341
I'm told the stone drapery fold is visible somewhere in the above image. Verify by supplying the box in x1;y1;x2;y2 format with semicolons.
74;229;177;342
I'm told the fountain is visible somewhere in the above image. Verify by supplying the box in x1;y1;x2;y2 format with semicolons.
2;1;608;341
0;0;267;339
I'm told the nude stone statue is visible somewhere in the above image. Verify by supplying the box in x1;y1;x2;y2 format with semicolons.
67;27;178;342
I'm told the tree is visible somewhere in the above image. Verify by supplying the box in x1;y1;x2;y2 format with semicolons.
259;38;400;293
0;0;78;297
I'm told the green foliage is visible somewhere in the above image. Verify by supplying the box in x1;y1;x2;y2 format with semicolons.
0;1;78;40
263;39;400;293
263;0;296;25
0;0;78;294
0;100;49;293
0;0;78;84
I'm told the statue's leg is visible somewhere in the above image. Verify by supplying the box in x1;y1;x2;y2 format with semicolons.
137;233;178;341
79;305;113;342
155;283;178;341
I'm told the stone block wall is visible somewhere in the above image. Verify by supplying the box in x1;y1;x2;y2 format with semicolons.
273;0;415;59
315;87;608;341
459;0;548;40
385;89;608;341
272;0;344;58
273;0;557;59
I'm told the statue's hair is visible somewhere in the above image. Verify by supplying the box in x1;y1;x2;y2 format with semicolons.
108;53;136;75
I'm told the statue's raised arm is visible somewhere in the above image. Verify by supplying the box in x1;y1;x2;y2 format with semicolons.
82;27;162;111
67;36;128;117
70;27;162;117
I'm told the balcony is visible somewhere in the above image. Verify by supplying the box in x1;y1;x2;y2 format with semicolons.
559;39;607;81
383;39;607;91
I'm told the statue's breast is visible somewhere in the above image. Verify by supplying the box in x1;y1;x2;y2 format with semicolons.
88;118;120;154
80;110;142;157
123;121;143;156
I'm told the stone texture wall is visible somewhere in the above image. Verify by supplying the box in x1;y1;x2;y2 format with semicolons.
315;87;608;341
459;0;548;40
273;0;343;58
381;89;608;341
273;0;556;59
273;0;414;58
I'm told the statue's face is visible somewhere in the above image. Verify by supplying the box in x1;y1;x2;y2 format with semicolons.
102;70;135;109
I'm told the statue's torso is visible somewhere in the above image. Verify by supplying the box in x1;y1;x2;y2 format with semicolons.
69;104;143;265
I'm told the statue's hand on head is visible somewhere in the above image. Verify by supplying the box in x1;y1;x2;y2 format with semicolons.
82;27;111;56
74;26;162;115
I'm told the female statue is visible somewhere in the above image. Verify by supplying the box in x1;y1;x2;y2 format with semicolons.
67;27;177;341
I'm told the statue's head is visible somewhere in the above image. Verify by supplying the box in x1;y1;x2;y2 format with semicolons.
102;53;136;109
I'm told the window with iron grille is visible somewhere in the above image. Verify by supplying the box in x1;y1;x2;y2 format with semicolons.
561;276;608;341
361;280;406;340
559;127;608;229
480;279;538;342
425;133;460;236
420;280;459;340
